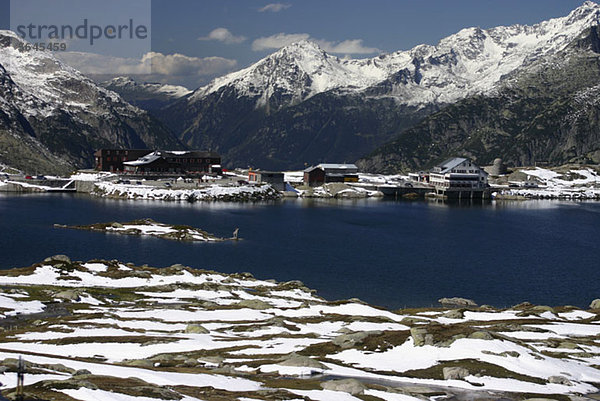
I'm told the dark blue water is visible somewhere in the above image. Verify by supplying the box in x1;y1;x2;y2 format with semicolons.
1;193;599;309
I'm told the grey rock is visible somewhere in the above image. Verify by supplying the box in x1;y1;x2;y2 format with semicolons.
55;290;80;301
236;299;272;310
469;331;494;340
332;331;381;349
443;366;470;380
321;379;366;395
438;297;477;307
410;327;433;347
111;222;124;228
197;356;223;367
44;254;71;264
279;354;327;370
184;324;209;334
590;299;600;309
46;363;75;374
74;369;92;376
532;305;555;314
548;375;572;386
122;359;153;368
443;309;464;319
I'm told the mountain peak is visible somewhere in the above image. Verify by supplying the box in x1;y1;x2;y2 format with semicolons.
271;39;328;62
192;2;600;109
566;1;600;23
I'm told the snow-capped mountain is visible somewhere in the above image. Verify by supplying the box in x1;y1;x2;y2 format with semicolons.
102;77;191;111
191;1;600;109
158;1;600;170
0;31;182;173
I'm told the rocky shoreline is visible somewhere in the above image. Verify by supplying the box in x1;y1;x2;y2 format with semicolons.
54;218;228;242
92;181;281;202
0;256;598;400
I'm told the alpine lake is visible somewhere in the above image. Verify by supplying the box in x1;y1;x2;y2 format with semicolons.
1;192;599;310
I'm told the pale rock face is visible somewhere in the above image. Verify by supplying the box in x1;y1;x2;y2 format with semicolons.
0;30;130;118
102;76;192;99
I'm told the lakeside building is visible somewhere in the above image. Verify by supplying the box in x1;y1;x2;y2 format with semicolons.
94;149;151;172
122;150;221;175
408;171;430;183
248;170;285;191
303;163;359;187
429;157;488;198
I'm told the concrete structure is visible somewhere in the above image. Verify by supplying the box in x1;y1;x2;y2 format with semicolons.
248;170;285;191
303;163;359;187
408;171;430;183
123;150;221;175
484;158;508;176
429;157;488;198
94;149;150;172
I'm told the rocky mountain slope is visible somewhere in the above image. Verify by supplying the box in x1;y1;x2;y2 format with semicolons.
0;31;182;174
158;1;600;170
358;25;600;173
101;76;191;111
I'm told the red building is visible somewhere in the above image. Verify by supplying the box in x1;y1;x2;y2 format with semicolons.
122;150;221;175
94;149;151;172
303;166;326;186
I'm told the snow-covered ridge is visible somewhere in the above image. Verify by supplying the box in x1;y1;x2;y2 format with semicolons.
103;76;192;98
191;1;600;108
0;30;139;118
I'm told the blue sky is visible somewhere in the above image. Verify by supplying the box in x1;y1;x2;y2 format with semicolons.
0;0;590;88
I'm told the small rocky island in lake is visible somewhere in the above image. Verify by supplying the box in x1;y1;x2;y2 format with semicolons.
0;255;599;400
55;218;227;242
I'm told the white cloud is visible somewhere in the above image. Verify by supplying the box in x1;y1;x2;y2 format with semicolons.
252;33;380;55
143;52;237;76
198;28;246;44
258;3;291;12
55;51;238;87
251;33;310;51
316;39;380;54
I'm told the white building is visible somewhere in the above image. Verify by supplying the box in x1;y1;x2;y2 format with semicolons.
429;157;488;198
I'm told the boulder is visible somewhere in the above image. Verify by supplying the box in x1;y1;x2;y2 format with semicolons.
410;327;433;347
185;324;209;334
443;367;470;380
236;299;272;310
589;299;600;309
332;331;380;349
46;363;75;374
532;305;555;314
44;254;71;264
548;375;572;386
443;309;465;319
438;297;477;307
110;222;124;228
321;379;366;395
279;354;327;370
469;331;494;340
197;356;223;367
558;341;580;350
55;290;80;301
73;369;92;376
122;359;154;368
